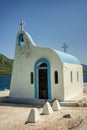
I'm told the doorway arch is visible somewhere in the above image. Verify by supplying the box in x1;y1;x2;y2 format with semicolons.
34;58;51;99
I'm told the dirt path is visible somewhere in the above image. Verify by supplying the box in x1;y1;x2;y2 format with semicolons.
0;90;87;130
71;119;87;130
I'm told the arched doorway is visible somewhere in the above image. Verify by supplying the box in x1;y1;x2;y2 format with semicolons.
34;58;51;99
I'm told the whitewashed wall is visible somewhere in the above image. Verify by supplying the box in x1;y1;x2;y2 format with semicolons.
63;63;83;100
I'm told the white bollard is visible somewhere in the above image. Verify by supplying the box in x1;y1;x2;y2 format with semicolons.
52;100;61;111
42;102;53;115
26;108;40;123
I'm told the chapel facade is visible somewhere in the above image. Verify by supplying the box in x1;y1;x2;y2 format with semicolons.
9;21;83;101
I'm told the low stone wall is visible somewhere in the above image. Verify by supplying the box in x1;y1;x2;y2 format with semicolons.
84;83;87;92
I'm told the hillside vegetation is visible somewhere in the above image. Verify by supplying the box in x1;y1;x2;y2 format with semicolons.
0;54;13;75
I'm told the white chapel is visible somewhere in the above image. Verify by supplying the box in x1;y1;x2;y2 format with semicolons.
9;21;83;101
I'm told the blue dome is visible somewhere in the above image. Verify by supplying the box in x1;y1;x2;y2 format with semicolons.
53;49;80;65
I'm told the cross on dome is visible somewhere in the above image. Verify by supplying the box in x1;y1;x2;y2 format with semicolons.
20;21;25;31
62;43;68;53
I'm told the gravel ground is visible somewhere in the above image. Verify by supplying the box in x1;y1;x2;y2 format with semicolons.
0;90;87;130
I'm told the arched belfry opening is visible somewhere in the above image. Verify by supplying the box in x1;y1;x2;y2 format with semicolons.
34;58;51;99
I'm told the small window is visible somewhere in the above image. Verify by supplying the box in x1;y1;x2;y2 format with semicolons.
54;71;58;84
19;34;24;45
70;71;73;83
31;72;33;84
77;71;79;81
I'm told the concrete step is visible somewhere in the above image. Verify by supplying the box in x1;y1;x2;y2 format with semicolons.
2;97;46;107
2;97;79;107
60;101;78;107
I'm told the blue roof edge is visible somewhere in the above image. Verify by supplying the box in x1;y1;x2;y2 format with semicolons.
53;49;80;65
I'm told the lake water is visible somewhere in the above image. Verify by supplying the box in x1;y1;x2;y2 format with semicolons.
0;74;87;91
0;76;11;91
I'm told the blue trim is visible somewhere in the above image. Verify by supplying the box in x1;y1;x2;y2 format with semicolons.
34;58;51;99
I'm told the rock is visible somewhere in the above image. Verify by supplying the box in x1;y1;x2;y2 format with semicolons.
84;102;87;107
63;114;71;118
79;97;86;103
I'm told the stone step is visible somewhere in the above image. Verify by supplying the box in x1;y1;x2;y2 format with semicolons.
60;101;78;107
2;97;46;107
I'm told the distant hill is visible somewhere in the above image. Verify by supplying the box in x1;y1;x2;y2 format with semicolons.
0;54;13;75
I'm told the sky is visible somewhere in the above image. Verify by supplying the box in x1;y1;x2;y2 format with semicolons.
0;0;87;65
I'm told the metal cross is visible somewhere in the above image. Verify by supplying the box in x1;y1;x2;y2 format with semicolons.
20;21;25;31
62;43;68;53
